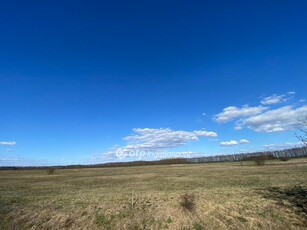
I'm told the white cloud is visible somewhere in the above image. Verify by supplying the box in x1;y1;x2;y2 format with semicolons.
234;125;243;130
243;105;307;132
0;141;16;146
220;139;250;146
220;140;238;146
214;105;267;123
263;142;304;150
123;128;197;150
214;92;307;133
111;128;217;154
193;130;218;137
260;93;290;105
239;139;250;144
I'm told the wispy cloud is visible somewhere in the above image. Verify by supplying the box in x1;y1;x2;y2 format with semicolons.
214;105;267;123
0;141;16;146
260;92;293;105
0;158;24;165
0;157;51;166
263;142;304;150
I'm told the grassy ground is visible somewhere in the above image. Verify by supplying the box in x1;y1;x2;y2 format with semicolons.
0;159;307;229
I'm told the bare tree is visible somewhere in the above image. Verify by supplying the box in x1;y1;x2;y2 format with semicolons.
296;117;307;146
296;129;307;145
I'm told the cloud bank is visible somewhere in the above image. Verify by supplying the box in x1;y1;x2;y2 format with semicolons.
214;92;307;133
243;105;307;132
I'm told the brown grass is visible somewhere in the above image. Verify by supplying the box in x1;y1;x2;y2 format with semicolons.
0;158;307;229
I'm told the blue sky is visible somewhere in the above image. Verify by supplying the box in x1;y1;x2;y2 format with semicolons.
0;0;307;166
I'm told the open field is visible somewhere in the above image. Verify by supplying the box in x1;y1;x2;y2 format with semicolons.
0;159;307;229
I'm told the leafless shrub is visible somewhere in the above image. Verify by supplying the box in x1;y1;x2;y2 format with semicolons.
46;168;55;175
249;155;268;166
279;157;290;162
180;193;196;212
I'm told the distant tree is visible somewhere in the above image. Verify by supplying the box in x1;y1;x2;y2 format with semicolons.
244;154;275;166
158;158;188;165
46;168;55;175
279;156;290;162
253;156;266;166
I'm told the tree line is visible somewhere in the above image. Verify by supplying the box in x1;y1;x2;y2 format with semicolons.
1;146;306;170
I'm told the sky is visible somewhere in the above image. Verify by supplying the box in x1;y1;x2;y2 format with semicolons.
0;0;307;166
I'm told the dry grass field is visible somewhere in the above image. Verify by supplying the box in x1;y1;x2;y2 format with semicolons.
0;159;307;229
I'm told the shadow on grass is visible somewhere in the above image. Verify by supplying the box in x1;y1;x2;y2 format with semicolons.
260;185;307;218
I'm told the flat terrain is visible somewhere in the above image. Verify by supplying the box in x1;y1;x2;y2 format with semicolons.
0;159;307;229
